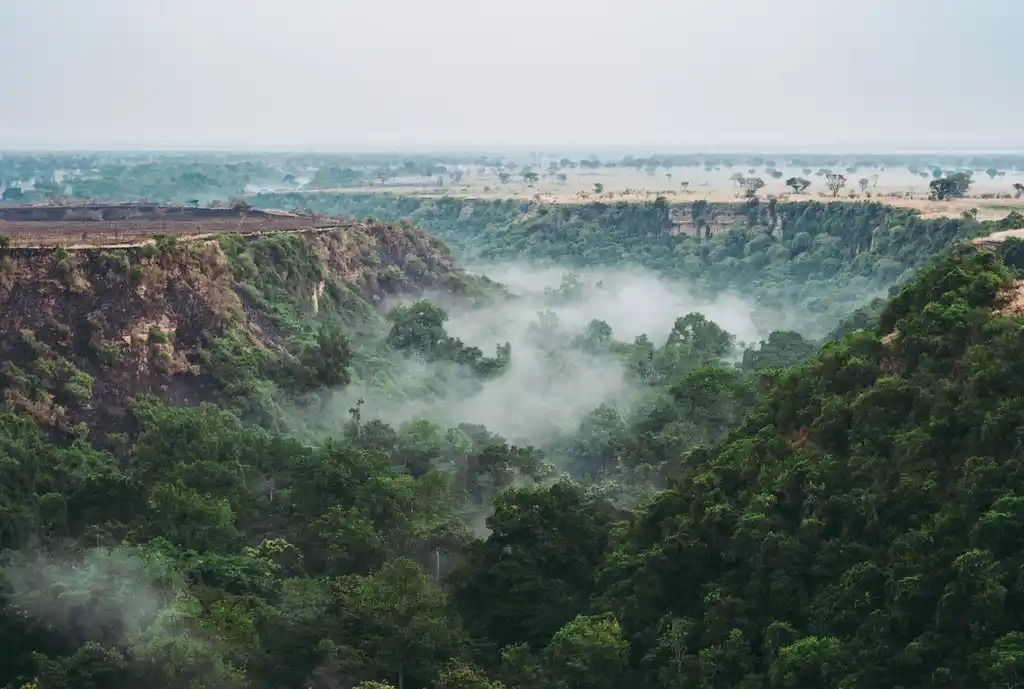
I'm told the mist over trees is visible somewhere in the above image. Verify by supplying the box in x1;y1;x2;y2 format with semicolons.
258;193;997;336
5;218;1024;688
3;152;1024;688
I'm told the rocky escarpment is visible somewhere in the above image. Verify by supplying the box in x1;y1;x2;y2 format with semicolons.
0;220;470;437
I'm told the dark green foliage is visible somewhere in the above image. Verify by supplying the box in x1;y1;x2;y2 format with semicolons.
665;313;735;359
591;249;1024;689
8;162;1024;689
929;172;972;200
98;250;130;275
200;233;361;420
387;300;449;355
449;482;614;651
0;400;484;689
994;237;1024;276
152;234;178;253
256;195;995;335
627;365;761;474
218;232;326;339
387;301;510;377
742;330;819;371
826;296;887;342
276;323;354;392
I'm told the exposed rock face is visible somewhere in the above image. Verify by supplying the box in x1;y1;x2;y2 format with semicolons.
0;222;467;435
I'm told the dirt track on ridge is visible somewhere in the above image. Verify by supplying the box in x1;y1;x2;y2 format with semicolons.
0;216;351;249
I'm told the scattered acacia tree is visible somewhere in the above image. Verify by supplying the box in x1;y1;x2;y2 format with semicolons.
523;172;539;187
785;177;811;194
825;173;847;197
230;197;251;229
930;177;959;201
1;185;24;201
929;172;972;201
1013;183;1024;199
859;178;870;194
556;173;568;185
498;172;512;184
594;183;604;195
742;177;766;199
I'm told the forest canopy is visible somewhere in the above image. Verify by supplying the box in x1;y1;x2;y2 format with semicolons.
2;235;1023;688
2;174;1024;688
253;194;999;336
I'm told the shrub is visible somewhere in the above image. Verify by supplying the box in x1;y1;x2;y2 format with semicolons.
99;341;126;366
148;327;170;344
154;233;179;253
100;250;130;274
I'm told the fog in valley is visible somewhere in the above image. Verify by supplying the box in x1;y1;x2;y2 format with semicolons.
310;264;764;448
453;263;761;350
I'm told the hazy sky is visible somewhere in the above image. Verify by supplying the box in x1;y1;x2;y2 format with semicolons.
1;0;1021;151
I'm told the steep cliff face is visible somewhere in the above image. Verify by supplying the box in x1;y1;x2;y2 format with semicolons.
0;222;467;436
313;218;461;299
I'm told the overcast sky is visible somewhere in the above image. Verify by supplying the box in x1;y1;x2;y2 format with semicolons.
0;0;1020;151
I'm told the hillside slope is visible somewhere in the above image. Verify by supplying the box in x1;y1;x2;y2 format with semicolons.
6;203;1024;689
442;243;1024;689
0;220;468;437
253;194;1023;334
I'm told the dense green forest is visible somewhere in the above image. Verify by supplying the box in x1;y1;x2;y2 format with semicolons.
253;193;1022;335
5;180;1024;687
0;220;823;689
6;159;1024;687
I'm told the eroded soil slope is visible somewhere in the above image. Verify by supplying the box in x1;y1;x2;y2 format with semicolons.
0;220;467;436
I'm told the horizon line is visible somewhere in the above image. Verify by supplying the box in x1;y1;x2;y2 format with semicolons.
4;146;1024;156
